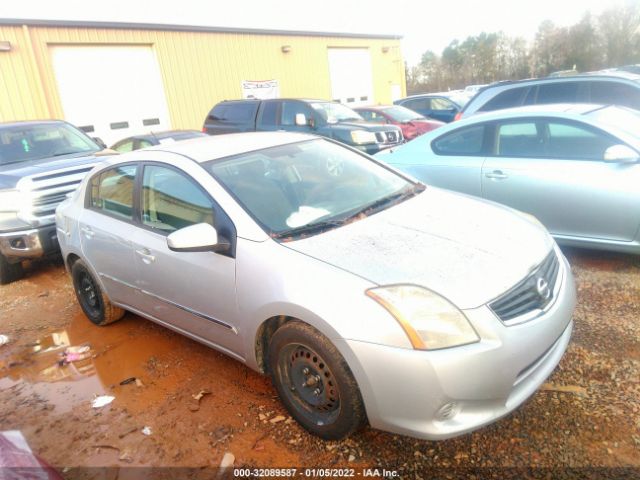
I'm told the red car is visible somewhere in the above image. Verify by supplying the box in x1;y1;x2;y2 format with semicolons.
355;105;444;141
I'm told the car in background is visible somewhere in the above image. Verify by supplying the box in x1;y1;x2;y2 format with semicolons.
203;99;403;154
394;93;468;123
0;120;109;284
110;130;206;152
354;105;444;140
459;72;640;119
377;104;640;254
56;131;574;441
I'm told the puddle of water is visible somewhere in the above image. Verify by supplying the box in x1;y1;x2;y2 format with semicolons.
1;311;186;414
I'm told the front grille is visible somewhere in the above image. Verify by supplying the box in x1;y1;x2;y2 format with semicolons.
489;250;560;323
385;131;399;143
22;165;96;219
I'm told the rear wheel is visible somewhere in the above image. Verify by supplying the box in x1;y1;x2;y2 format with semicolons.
71;259;125;326
0;254;24;285
268;321;366;440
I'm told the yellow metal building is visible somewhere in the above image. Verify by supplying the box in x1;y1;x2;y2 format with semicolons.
0;19;405;144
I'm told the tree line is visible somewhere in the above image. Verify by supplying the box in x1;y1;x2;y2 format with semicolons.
406;3;640;95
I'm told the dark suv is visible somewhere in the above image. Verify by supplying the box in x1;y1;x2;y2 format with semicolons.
202;99;403;154
0;120;107;283
459;72;640;119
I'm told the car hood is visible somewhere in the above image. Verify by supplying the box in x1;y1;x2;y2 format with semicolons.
0;152;108;189
283;188;554;309
329;120;400;132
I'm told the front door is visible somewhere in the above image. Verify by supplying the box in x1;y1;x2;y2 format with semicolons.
482;118;640;241
130;164;242;357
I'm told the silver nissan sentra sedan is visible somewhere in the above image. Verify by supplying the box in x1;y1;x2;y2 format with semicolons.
56;132;576;440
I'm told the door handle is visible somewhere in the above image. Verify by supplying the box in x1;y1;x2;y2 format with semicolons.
135;248;156;264
485;170;508;180
80;226;94;238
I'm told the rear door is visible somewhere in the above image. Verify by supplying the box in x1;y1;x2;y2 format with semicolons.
130;163;242;357
79;164;139;306
482;118;640;241
392;124;487;197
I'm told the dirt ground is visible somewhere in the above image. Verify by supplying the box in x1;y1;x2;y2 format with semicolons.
0;248;639;479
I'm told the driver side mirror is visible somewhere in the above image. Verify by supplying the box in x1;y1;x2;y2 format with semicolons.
167;223;230;253
295;113;307;126
604;145;639;163
92;137;107;149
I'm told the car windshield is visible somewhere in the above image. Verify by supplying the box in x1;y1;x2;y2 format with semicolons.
310;102;363;123
383;106;425;122
0;123;100;166
205;139;421;240
586;106;640;138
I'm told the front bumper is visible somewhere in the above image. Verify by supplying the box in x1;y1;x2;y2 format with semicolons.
0;224;59;260
339;251;576;440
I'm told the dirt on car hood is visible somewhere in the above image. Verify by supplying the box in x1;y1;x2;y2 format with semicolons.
284;187;554;310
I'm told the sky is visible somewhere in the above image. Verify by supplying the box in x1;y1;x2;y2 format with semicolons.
0;0;635;65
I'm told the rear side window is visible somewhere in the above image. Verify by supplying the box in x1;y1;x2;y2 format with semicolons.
536;82;583;104
432;125;485;155
224;103;258;123
479;86;529;112
208;103;257;123
209;104;227;121
590;81;640;110
90;165;137;219
496;121;541;156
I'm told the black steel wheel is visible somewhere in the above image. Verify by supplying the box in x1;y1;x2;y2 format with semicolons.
0;253;24;285
71;259;124;326
268;321;366;439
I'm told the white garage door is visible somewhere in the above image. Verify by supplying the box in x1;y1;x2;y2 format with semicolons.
327;48;374;107
50;45;171;146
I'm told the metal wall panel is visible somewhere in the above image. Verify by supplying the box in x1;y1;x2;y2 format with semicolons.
0;23;405;129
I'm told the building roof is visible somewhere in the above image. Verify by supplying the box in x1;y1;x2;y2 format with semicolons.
0;18;402;40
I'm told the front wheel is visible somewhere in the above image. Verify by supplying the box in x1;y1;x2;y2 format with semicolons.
71;259;125;326
268;321;366;440
0;253;24;285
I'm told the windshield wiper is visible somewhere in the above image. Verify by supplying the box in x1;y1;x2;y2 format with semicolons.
273;184;425;241
51;150;87;157
272;219;344;240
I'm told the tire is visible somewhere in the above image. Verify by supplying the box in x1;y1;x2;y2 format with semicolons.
0;253;24;285
71;259;125;326
268;321;366;440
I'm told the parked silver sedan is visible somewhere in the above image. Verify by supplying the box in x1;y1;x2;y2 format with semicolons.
56;132;575;440
377;104;640;254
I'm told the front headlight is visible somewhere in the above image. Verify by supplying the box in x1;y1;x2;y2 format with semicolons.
366;285;479;350
350;130;377;145
0;189;24;213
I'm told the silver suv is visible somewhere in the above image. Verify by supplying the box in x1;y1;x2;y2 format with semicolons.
460;72;640;119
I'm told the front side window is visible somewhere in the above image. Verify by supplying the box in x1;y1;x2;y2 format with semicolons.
113;140;134;153
142;165;214;233
205;139;416;238
546;121;617;160
432;125;485;155
90;165;136;219
403;98;430;111
590;81;640;110
430;98;454;110
281;101;314;126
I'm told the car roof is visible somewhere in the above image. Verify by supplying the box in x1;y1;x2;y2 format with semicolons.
354;105;394;111
480;72;640;92
145;131;318;162
474;103;605;117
